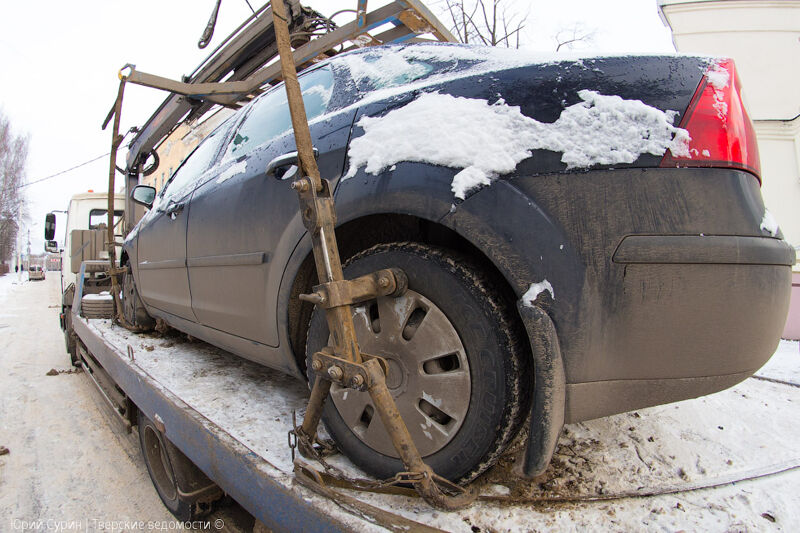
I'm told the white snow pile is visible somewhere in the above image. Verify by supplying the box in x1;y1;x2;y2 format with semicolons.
760;208;779;237
345;91;690;199
522;279;554;306
705;61;730;120
705;61;730;91
83;291;112;301
216;159;247;184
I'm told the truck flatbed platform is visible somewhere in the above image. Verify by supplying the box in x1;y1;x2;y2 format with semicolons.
70;312;800;532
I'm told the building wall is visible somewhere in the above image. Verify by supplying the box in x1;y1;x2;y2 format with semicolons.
660;0;800;254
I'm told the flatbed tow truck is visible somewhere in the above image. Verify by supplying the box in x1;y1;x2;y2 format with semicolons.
68;1;484;530
58;1;800;531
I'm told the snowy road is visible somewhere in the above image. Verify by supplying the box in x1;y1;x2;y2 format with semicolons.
0;274;250;532
0;274;178;529
0;272;798;532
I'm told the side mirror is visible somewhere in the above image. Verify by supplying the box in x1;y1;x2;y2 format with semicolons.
45;240;59;253
44;213;56;240
131;185;157;208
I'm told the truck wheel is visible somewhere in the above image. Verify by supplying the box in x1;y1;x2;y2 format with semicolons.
137;410;221;521
62;284;79;366
306;242;530;483
123;269;155;331
64;311;79;366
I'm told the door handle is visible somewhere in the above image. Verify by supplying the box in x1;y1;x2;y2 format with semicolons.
165;202;184;219
265;148;319;179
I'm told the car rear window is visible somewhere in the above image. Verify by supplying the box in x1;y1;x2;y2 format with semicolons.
226;66;334;158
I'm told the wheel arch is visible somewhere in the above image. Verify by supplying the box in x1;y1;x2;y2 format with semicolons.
281;177;583;378
278;176;578;475
284;212;526;375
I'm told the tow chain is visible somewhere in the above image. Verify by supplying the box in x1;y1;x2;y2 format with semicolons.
289;422;800;507
289;411;462;498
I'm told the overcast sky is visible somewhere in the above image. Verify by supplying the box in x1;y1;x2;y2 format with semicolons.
0;0;674;253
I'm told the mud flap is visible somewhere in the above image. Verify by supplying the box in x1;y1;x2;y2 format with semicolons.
515;303;566;478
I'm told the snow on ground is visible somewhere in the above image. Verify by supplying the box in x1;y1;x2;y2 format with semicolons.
0;268;26;300
345;91;689;199
0;275;178;528
89;315;800;531
756;339;799;386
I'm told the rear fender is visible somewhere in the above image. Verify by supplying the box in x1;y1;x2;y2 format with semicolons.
443;179;584;331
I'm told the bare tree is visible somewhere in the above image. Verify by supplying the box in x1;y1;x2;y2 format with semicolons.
554;23;596;52
0;111;29;265
437;0;530;48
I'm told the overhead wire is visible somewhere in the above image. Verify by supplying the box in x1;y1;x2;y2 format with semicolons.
15;152;110;190
15;128;139;190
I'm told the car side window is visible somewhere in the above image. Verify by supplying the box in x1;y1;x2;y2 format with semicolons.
226;65;334;158
160;126;226;201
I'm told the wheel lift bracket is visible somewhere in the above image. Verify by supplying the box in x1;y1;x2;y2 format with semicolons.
269;0;475;511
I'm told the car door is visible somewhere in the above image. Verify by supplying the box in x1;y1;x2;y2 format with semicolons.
186;65;356;347
135;125;228;321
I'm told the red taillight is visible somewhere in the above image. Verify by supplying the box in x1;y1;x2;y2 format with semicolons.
661;59;761;182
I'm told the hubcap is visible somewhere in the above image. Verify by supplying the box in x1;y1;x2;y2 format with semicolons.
329;290;470;457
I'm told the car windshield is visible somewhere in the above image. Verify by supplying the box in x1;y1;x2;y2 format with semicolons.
89;209;123;230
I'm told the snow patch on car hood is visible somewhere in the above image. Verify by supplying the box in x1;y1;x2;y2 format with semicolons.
345;91;690;199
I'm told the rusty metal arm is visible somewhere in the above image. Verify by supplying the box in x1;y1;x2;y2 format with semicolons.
123;69;252;98
270;0;472;511
397;0;456;41
121;1;456;112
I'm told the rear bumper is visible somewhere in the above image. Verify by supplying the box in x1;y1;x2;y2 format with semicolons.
613;235;795;266
507;168;794;421
566;239;793;422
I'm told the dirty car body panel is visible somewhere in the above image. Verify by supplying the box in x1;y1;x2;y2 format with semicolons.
124;43;793;473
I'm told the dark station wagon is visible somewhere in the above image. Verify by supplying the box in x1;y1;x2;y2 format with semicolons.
122;43;794;483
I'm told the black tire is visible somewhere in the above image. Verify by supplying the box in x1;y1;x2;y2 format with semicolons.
137;410;220;521
306;242;529;483
64;311;79;366
123;268;155;331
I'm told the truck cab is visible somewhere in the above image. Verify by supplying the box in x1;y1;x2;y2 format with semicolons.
46;192;125;363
